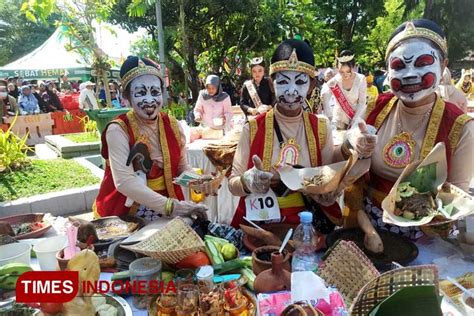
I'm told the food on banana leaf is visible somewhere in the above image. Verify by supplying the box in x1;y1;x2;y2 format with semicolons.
395;192;437;220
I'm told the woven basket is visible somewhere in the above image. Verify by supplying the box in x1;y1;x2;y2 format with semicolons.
318;240;379;306
121;217;205;264
350;265;439;315
189;169;227;194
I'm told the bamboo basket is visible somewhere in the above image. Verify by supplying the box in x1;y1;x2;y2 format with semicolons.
318;240;379;306
350;265;439;315
121;217;205;265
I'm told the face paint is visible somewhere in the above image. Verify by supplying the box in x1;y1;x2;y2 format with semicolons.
129;74;163;120
387;39;442;103
273;71;310;112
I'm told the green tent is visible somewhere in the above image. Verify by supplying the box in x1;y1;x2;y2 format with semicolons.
0;28;120;81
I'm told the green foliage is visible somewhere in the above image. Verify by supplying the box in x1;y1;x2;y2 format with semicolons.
0;0;57;65
403;0;474;64
161;103;187;120
0;159;100;201
79;116;98;134
0;115;30;172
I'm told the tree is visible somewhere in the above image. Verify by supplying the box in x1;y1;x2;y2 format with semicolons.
21;0;117;107
361;0;423;68
402;0;474;63
0;0;57;66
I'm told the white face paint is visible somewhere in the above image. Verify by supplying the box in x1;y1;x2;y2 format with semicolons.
273;71;310;112
129;74;163;120
387;39;442;103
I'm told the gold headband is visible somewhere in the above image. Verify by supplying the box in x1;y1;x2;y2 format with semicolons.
385;21;448;61
337;55;354;63
269;49;316;78
121;59;162;89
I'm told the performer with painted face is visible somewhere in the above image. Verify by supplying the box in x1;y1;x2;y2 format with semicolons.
228;39;376;231
349;19;473;240
321;50;367;130
94;56;208;222
240;57;275;117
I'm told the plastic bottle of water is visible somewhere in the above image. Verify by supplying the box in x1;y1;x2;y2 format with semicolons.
291;211;319;272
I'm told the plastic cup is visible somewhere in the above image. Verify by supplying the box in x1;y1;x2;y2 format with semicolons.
129;257;162;310
0;243;31;266
33;236;67;271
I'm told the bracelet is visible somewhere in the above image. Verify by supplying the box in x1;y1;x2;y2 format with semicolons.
165;198;174;216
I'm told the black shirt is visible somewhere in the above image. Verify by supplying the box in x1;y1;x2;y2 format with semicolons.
33;92;47;112
240;77;275;115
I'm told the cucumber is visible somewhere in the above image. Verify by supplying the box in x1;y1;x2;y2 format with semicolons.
213;259;250;275
205;239;224;265
239;267;256;291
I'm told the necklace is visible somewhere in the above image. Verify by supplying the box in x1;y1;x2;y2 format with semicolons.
382;100;433;168
273;116;301;168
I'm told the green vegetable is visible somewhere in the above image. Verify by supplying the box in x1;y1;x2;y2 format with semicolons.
406;163;437;193
402;211;415;220
213;258;252;275
239;267;256;291
205;239;224;265
442;203;455;216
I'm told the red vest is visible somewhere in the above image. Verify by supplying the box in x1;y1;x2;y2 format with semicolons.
94;112;184;217
230;110;341;228
366;92;472;196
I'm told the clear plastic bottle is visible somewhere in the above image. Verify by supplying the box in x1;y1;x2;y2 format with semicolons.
291;211;319;272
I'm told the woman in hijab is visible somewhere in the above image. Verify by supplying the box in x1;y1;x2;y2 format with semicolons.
194;75;233;131
18;85;40;115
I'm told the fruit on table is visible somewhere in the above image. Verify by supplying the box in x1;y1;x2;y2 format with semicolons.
41;302;63;314
175;251;211;269
221;243;238;261
0;263;33;290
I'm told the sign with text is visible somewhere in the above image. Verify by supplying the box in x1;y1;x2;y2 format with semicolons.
245;189;281;221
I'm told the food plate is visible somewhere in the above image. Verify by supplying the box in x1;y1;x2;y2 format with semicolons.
148;288;257;315
91;216;145;241
0;294;132;316
326;228;418;270
0;213;52;239
440;273;474;308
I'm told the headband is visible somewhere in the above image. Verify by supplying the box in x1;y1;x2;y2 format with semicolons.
269;49;316;78
385;21;448;61
121;59;162;89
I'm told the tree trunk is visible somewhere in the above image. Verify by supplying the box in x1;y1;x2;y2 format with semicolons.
186;40;200;104
423;0;434;18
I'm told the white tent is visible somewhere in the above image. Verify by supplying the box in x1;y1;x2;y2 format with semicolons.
0;24;144;80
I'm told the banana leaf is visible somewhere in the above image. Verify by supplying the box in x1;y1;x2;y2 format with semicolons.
369;285;442;316
406;163;437;193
